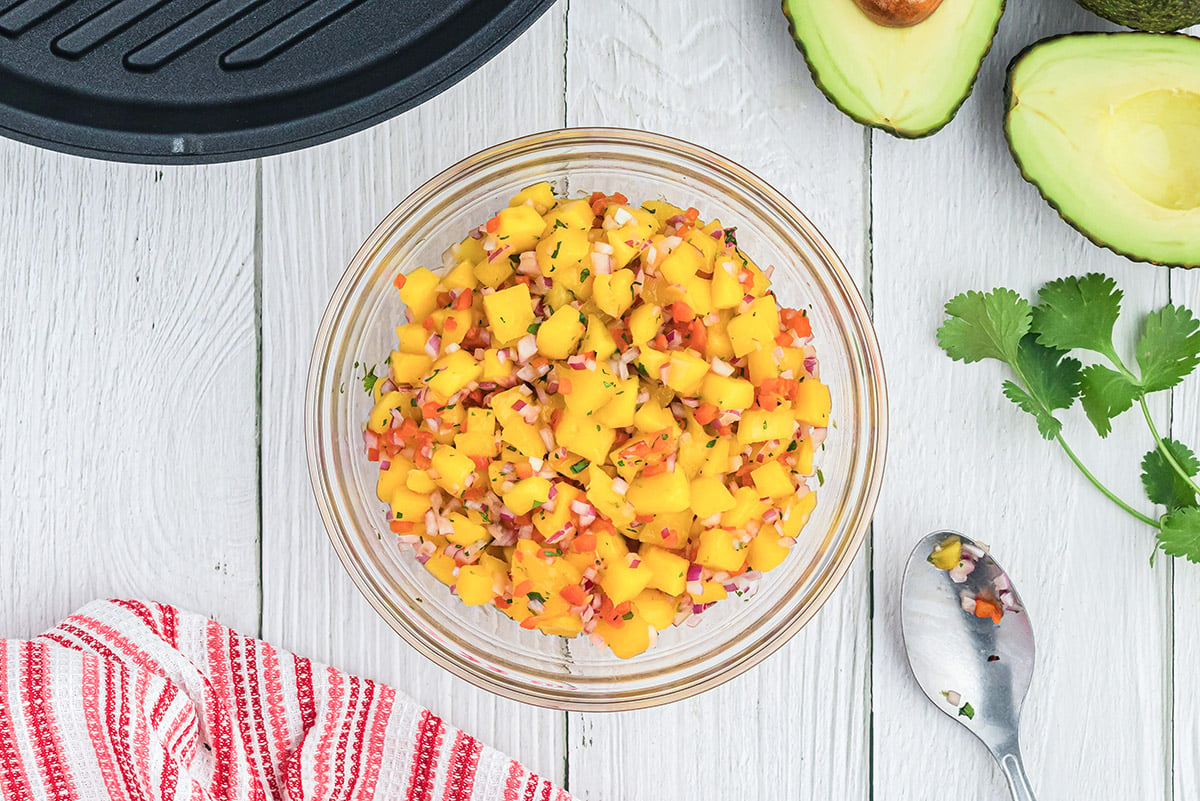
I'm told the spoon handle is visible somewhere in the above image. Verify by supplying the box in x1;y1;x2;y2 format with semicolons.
996;749;1036;801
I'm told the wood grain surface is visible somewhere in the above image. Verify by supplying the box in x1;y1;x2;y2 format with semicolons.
0;1;1197;798
0;145;260;637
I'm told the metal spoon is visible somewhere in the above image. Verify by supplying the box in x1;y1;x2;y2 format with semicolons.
901;531;1038;801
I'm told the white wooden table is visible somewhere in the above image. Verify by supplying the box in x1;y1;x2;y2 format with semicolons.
3;1;1198;798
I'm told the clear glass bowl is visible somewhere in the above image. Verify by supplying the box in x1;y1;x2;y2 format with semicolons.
307;128;887;711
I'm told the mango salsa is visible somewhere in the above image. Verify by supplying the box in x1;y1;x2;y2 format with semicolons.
364;184;830;659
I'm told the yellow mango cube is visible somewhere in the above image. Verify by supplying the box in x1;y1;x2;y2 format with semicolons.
562;366;619;414
690;476;736;518
425;552;458;586
659;240;705;284
633;400;677;434
727;295;780;357
695;529;748;572
711;258;744;309
493;204;548;253
389;486;431;522
481;348;514;382
503;477;552;515
482;284;535;344
455;564;498;606
700;373;754;411
499;418;547;458
638;545;689;595
509;181;556;213
367;391;404;434
689;580;728;604
554;410;614;463
535;227;590;280
721;486;768;528
585;465;636;528
543;198;595;231
664;350;709;396
442;260;478;291
426;350;482;399
397;267;441;319
599;560;653;605
594;615;651;659
390;351;432;386
631;589;679;630
592;271;637;317
627;469;690;514
430;446;475;495
751;460;794;499
635;347;670;379
627;304;664;346
596;377;637;428
406;468;438;494
533;483;581;539
793;437;815;475
782;492;818;537
445;512;488;547
580;315;617;360
473;255;514;289
746;347;781;385
395;323;429;354
795;380;832;427
738;408;796;443
536;306;586;359
376;456;414;501
698;436;731;477
747;532;791;572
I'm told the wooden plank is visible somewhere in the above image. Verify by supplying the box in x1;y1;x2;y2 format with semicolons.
258;6;568;781
870;6;1174;800
1172;266;1200;801
0;141;260;637
564;3;870;800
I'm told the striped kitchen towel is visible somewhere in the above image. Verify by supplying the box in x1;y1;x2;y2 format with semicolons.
0;599;569;801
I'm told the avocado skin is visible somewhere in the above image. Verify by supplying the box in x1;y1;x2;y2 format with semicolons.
781;0;1006;139
1003;32;1200;269
1075;0;1200;32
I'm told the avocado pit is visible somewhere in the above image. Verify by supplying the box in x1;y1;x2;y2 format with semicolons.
853;0;945;26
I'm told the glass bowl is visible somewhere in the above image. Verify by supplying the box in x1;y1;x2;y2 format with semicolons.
307;128;887;711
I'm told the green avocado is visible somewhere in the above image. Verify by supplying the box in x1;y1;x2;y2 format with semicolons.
1005;33;1200;268
1075;0;1200;32
782;0;1005;138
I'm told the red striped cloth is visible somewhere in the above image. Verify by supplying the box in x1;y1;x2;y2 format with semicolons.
0;600;570;801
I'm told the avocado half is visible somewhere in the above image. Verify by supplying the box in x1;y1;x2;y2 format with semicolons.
782;0;1006;138
1075;0;1200;32
1005;33;1200;268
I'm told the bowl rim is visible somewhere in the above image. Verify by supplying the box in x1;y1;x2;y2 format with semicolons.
306;126;889;710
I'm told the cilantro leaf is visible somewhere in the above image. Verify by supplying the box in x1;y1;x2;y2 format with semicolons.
1137;305;1200;393
1078;364;1141;438
1158;507;1200;563
362;365;379;394
937;289;1031;365
958;702;975;720
1031;273;1122;356
1142;439;1200;509
1002;335;1082;440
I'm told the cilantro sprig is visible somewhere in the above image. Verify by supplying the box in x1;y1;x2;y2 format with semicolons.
938;274;1200;563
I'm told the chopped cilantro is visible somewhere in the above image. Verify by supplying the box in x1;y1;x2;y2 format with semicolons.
958;703;975;720
621;611;634;621
362;365;379;394
706;439;717;449
527;322;541;334
554;219;567;229
579;268;590;281
551;241;561;259
527;591;546;603
816;469;825;486
570;459;589;474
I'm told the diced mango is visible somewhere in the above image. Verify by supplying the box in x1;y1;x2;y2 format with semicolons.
751;460;794;499
543;198;595;231
503;476;552;515
795;380;832;427
690;476;736;518
580;315;617;360
509;181;556;213
592;271;637;317
585;465;636;528
481;348;514;382
533;483;582;539
700;373;754;411
746;347;781;385
659;240;705;284
406;468;438;494
390;351;432;385
473;254;514;289
727;296;780;356
376;457;414;501
633;400;677;435
695;529;748;572
721;486;768;528
738;408;796;443
793;437;815;475
500;418;547;458
594;615;651;659
426;350;482;399
425;552;458;586
631;589;679;630
596;377;637;428
555;410;614;463
456;564;499;605
627;469;690;514
664;350;709;396
482;284;535;344
689;580;728;604
430;446;475;495
536;306;586;359
535;227;590;281
599;560;653;605
627;304;663;346
389;486;431;522
747;531;791;572
493;204;548;253
638;545;689;595
395;323;429;354
397;267;441;319
562;366;619;414
782;491;818;538
367;391;404;434
445;512;488;547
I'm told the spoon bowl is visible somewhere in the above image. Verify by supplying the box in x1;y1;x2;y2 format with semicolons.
901;531;1037;801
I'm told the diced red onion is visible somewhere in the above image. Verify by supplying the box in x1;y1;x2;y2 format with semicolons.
686;564;703;582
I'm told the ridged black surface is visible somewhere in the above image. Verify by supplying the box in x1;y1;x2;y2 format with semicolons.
0;0;556;163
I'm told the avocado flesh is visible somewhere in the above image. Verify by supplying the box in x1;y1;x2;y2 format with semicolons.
783;0;1005;137
1075;0;1200;32
1006;33;1200;267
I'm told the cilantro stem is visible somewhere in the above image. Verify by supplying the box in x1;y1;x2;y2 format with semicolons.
1139;397;1200;497
1054;434;1160;528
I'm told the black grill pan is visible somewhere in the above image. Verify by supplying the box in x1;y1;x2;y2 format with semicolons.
0;0;556;163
